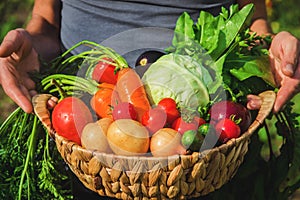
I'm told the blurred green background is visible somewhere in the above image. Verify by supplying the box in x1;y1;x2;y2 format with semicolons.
0;0;34;123
0;0;300;124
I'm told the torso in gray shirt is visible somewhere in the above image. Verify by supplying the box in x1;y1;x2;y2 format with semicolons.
60;0;235;65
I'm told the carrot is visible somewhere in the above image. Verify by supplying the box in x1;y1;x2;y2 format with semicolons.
90;82;120;119
116;68;151;122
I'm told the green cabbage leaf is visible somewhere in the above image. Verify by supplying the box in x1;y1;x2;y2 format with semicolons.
142;53;212;110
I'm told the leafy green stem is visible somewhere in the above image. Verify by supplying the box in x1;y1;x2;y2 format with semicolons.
18;115;38;200
0;107;21;133
74;40;128;69
42;74;99;95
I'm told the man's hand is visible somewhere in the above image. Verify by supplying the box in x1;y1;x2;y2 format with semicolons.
0;28;40;113
269;31;300;113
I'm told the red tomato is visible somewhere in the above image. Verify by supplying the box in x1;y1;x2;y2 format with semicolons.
52;97;93;145
112;102;137;120
92;57;118;84
172;117;198;135
157;98;180;124
193;116;206;127
215;118;241;143
142;107;167;135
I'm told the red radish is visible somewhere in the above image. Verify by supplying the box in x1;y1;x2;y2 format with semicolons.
215;118;241;143
209;100;251;132
142;107;167;135
172;117;198;135
112;102;137;120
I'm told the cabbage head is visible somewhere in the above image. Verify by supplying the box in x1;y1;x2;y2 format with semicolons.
142;53;212;110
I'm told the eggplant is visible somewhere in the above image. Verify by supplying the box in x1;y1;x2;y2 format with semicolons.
134;50;165;77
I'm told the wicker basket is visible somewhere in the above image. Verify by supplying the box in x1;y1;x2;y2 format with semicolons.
32;90;275;200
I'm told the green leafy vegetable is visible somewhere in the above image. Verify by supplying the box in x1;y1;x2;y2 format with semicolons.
171;4;254;61
172;12;195;46
167;3;300;200
142;53;211;111
229;55;276;87
0;108;72;200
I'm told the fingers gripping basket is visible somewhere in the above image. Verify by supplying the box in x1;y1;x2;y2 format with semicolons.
32;90;276;200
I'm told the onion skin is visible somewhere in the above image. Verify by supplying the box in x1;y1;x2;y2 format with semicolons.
107;119;150;156
81;118;113;153
150;128;187;157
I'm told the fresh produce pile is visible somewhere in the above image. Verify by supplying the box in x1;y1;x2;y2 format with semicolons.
1;3;300;200
38;41;253;158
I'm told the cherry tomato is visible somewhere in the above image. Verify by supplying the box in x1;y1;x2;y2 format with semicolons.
157;98;180;124
193;116;206;127
52;97;93;145
172;117;198;135
209;100;251;132
142;107;167;135
215;118;241;143
112;102;137;120
92;57;118;84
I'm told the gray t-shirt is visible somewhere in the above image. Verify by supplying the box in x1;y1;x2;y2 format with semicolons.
60;0;235;66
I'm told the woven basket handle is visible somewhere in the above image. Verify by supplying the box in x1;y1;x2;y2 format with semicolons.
32;90;276;137
32;94;58;137
245;90;276;135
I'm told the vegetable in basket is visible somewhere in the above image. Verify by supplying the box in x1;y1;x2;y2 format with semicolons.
215;117;241;143
107;119;150;156
52;96;93;145
209;100;252;133
150;128;187;157
142;53;212;112
157;97;180;125
81;118;112;153
112;102;137;120
116;67;151;122
91;57;119;84
141;106;167;135
172;116;199;135
90;82;119;119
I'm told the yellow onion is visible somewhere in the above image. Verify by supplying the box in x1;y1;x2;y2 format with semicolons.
107;119;150;156
150;128;187;157
81;118;112;153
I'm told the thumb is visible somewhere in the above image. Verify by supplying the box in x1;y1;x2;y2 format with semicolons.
281;43;299;77
273;32;300;77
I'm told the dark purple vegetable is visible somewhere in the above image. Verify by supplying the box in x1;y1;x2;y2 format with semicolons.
134;50;165;76
209;100;251;133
